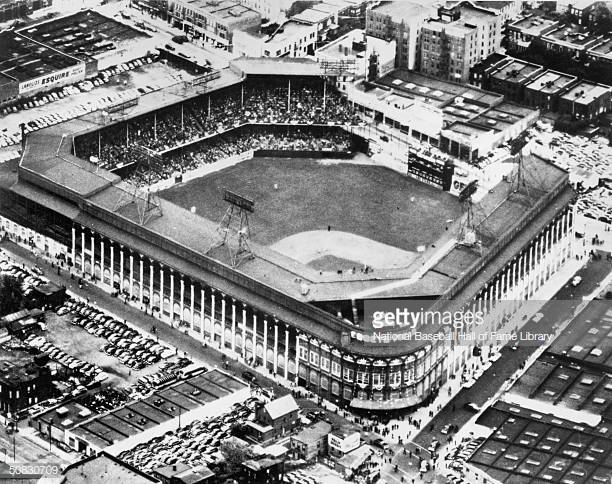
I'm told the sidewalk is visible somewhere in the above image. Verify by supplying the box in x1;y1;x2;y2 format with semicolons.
379;243;588;450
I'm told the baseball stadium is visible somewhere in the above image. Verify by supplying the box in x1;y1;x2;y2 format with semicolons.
0;57;576;411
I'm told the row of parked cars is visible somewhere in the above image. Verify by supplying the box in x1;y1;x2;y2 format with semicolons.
57;297;174;370
0;54;159;148
128;358;193;400
119;396;259;473
0;256;48;297
24;334;106;383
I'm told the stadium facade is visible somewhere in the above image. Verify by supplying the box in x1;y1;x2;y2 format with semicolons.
0;59;576;412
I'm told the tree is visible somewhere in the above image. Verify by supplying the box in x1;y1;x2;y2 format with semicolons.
219;441;255;476
592;4;612;34
0;275;23;316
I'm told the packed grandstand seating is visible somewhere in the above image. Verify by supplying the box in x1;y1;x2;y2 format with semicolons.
75;80;360;165
123;128;352;187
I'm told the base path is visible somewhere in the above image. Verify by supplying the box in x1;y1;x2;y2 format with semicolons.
271;230;417;270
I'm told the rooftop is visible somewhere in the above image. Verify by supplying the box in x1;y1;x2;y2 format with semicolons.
264;395;299;420
369;1;434;21
560;80;611;105
470;400;612;483
177;0;259;22
62;452;159;483
525;70;577;94
292;7;331;24
0;33;80;83
292;421;332;445
509;14;558;37
588;36;612;58
231;57;324;76
490;58;543;84
423;18;477;36
543;24;601;48
17;9;149;62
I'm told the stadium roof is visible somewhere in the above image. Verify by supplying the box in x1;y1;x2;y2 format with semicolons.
231;57;324;77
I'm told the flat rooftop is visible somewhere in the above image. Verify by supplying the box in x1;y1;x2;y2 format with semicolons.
292;7;331;23
423;19;476;37
470;401;612;483
231;57;323;77
17;10;149;62
588;37;612;58
63;452;158;484
70;369;246;448
510;14;558;37
377;69;502;109
543;24;600;48
369;1;433;19
525;70;577;94
177;0;259;21
490;58;543;84
0;33;80;82
560;80;611;105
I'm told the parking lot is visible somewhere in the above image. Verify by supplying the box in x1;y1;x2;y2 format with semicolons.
0;58;193;149
42;310;169;389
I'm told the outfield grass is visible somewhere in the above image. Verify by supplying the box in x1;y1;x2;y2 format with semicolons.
160;158;463;252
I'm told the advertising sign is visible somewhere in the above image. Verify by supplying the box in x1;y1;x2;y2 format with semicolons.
19;63;86;94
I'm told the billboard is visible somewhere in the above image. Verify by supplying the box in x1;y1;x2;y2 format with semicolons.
19;63;86;95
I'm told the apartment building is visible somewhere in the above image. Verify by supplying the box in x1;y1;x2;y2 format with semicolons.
365;1;436;70
420;19;477;82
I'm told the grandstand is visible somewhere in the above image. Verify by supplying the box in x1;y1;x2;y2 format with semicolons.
1;57;576;411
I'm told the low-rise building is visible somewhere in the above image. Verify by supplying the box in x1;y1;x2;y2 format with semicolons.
247;394;299;443
524;70;578;111
166;0;261;51
540;23;603;57
334;444;375;480
566;0;605;26
558;79;612;120
488;57;544;102
62;451;160;484
586;36;612;63
328;426;360;458
507;14;559;51
290;420;332;461
233;20;317;58
241;457;284;484
153;462;215;484
0;347;53;417
468;52;510;89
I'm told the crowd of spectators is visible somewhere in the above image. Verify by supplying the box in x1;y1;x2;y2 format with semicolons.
75;81;360;166
123;128;352;187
